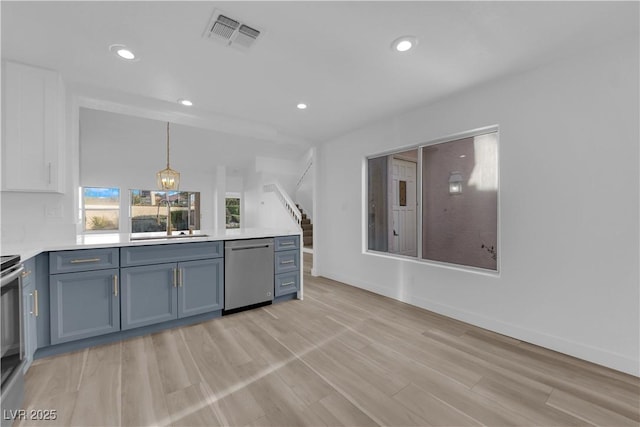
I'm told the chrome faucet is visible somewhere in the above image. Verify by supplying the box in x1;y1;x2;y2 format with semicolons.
156;198;172;236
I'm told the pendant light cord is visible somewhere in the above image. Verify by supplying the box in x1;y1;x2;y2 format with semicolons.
166;122;170;168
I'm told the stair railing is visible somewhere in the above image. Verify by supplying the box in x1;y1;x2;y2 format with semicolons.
296;160;313;189
263;182;302;227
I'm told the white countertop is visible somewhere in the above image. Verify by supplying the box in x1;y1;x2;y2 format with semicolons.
2;228;301;262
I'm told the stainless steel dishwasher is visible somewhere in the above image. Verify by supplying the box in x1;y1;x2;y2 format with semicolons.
224;238;274;313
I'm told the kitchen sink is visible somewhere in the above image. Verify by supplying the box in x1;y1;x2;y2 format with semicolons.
130;233;210;241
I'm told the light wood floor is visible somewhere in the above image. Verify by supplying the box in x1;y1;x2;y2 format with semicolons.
18;254;639;426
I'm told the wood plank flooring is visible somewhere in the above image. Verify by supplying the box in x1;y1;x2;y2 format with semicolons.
18;253;639;426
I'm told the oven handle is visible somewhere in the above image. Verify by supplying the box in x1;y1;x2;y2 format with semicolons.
1;264;24;288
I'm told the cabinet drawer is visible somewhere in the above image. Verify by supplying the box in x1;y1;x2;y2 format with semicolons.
274;235;300;252
49;248;119;274
275;271;299;297
274;250;300;274
121;241;223;267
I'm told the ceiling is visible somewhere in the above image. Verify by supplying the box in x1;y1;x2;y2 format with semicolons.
2;1;638;145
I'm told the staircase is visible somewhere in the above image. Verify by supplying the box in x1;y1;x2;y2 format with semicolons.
297;204;313;248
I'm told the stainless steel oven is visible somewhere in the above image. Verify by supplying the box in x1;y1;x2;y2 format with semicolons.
1;255;25;427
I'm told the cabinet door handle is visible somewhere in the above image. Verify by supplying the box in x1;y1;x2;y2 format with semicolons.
70;258;101;264
173;268;177;287
281;281;295;287
113;275;118;297
33;290;39;317
281;242;295;246
280;260;295;265
179;268;184;287
21;269;32;278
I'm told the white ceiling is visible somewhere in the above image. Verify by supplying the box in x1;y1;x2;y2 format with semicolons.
2;1;638;145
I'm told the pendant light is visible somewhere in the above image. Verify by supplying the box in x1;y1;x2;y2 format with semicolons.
156;122;180;190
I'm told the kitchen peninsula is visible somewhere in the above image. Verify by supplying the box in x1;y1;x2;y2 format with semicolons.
4;228;302;367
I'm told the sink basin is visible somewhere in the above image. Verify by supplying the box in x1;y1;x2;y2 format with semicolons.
130;234;210;241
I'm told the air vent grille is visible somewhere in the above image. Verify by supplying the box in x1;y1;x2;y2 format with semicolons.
203;10;263;51
234;25;261;49
210;15;239;40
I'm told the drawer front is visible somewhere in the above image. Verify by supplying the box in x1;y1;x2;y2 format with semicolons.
49;248;119;274
121;241;223;267
274;250;300;274
275;271;300;297
274;235;300;252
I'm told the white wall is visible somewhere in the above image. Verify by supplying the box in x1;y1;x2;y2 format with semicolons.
243;170;298;230
242;155;301;230
254;156;298;195
315;36;639;375
79;109;217;232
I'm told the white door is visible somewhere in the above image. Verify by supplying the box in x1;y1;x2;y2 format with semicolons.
389;158;417;256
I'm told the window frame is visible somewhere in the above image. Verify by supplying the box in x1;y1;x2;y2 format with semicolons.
364;125;500;275
225;193;242;229
129;189;201;234
80;186;121;233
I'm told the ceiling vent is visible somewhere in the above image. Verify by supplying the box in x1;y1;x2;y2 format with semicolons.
203;10;262;51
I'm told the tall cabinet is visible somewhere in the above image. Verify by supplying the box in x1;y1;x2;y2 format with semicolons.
1;61;65;192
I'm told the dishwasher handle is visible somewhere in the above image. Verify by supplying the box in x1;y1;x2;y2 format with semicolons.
230;244;271;251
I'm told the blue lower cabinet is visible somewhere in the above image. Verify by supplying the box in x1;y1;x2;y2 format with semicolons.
274;236;301;299
50;268;120;345
120;264;178;330
178;258;223;318
121;259;223;330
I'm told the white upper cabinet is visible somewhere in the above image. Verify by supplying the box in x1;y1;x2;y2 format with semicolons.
2;61;65;193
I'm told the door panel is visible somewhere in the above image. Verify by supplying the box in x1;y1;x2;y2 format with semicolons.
177;258;223;318
120;264;177;330
50;269;120;344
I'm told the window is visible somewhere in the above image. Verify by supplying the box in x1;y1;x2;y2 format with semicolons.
82;187;120;232
130;190;200;233
226;196;241;229
367;128;499;271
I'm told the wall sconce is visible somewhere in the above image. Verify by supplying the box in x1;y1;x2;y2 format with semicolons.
449;171;463;195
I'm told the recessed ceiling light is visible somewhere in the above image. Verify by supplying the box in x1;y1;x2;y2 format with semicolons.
297;103;308;110
178;99;193;107
459;154;467;158
391;36;418;53
117;49;135;60
109;44;138;61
